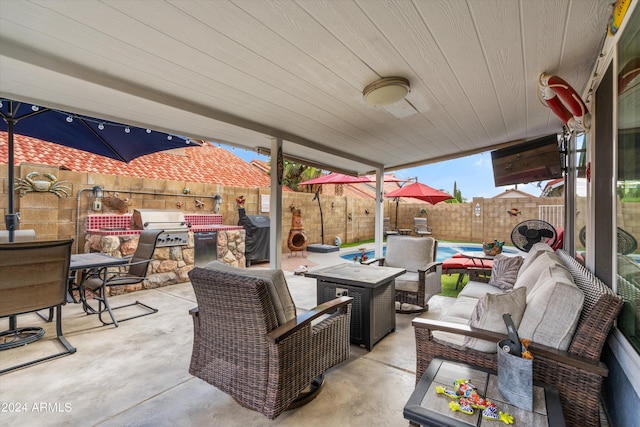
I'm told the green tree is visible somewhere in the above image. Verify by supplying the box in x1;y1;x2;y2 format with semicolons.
268;160;322;192
446;181;466;203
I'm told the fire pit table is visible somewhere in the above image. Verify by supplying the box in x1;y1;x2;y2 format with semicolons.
306;263;405;350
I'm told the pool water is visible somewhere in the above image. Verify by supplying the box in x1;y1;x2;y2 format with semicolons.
340;243;520;263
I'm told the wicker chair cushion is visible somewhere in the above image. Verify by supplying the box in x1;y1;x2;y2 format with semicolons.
204;261;296;325
463;287;527;353
488;254;523;290
395;272;420;293
384;235;435;272
518;264;583;351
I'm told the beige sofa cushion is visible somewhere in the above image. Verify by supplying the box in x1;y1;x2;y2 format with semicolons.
204;261;296;326
515;251;562;294
517;243;553;278
518;265;583;351
458;281;504;299
463;287;527;353
445;296;481;321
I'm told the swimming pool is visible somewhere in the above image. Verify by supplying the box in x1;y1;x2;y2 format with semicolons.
340;242;521;263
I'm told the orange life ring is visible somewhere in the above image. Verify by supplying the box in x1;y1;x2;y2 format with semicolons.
538;73;590;134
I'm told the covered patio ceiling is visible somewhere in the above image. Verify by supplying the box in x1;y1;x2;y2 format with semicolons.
0;0;612;175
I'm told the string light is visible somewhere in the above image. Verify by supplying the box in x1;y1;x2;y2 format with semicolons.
2;101;193;145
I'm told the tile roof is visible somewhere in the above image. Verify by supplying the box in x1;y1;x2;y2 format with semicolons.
1;132;273;188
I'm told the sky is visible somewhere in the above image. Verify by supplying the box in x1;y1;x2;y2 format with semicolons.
221;145;547;200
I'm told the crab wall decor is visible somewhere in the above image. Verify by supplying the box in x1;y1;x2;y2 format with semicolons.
15;172;71;198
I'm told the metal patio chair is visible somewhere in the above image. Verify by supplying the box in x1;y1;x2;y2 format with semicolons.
81;229;162;327
0;239;76;374
414;217;432;236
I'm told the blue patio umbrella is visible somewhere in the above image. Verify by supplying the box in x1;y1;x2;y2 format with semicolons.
1;98;196;241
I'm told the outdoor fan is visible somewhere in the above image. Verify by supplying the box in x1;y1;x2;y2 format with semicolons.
510;219;558;252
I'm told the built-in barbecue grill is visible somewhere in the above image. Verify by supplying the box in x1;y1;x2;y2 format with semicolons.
130;209;190;247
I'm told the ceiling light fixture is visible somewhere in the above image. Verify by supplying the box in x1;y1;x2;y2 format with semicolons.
363;77;410;106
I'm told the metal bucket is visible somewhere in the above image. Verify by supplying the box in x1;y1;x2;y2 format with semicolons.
497;340;533;411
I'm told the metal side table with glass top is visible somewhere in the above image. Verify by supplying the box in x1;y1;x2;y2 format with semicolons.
404;358;565;427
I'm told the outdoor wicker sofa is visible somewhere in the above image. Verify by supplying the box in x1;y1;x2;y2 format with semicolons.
413;248;623;427
188;262;353;419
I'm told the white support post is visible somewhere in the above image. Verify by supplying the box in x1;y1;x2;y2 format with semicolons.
269;138;283;270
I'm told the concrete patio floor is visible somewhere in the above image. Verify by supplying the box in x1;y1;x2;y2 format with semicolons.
0;246;451;426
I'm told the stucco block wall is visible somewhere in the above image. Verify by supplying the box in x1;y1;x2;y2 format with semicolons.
5;163;633;254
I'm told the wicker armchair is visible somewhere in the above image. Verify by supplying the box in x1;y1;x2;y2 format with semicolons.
413;249;623;427
373;235;441;313
188;263;353;419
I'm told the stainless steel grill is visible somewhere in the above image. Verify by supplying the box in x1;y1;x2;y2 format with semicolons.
131;209;189;247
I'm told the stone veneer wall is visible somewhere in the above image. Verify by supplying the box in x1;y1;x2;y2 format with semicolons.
84;229;245;295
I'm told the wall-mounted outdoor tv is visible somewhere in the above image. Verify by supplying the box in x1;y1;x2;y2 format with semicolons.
491;134;563;187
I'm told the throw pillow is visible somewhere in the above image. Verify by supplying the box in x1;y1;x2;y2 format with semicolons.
488;254;524;290
463;287;527;353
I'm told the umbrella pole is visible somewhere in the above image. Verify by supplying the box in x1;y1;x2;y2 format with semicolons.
312;189;324;245
395;198;399;229
4;112;16;331
5;111;16;243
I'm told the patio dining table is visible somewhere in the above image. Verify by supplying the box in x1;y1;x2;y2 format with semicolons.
68;253;129;309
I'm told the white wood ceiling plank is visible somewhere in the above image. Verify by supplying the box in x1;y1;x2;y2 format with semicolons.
413;0;508;146
468;0;527;142
357;0;482;149
558;1;612;83
13;2;396;162
27;1;368;141
297;0;457;151
296;0;433;113
1;0;615;174
520;0;575;137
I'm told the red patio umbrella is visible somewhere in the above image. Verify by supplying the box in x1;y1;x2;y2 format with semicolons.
385;181;453;204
